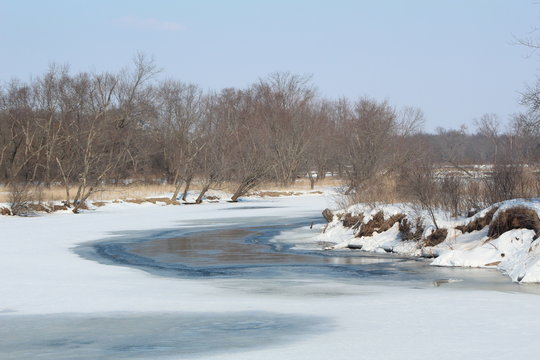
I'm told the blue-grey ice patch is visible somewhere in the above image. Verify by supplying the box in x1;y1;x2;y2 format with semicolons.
0;312;329;359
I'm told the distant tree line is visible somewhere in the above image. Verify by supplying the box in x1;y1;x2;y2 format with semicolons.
1;55;539;212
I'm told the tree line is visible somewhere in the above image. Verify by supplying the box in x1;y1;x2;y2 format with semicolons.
1;55;539;213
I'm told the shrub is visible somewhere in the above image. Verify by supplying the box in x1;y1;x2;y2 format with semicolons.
341;213;364;229
8;183;33;216
356;212;405;237
424;228;448;247
455;206;498;233
399;217;424;241
488;206;540;239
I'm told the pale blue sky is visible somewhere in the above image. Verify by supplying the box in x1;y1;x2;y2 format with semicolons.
0;0;538;131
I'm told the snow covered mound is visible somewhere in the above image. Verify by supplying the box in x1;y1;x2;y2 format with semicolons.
318;199;540;283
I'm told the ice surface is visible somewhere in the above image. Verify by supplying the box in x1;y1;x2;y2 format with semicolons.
0;312;326;360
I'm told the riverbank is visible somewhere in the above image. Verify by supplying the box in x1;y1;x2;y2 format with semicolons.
318;198;540;283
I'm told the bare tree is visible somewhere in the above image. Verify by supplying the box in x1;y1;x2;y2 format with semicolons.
400;152;440;229
70;55;157;212
157;80;205;201
341;97;397;194
214;88;275;202
253;72;316;186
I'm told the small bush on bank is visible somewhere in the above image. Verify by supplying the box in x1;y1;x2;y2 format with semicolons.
399;217;424;241
8;183;33;216
488;206;540;239
356;212;406;237
455;207;499;233
424;228;448;247
341;213;364;229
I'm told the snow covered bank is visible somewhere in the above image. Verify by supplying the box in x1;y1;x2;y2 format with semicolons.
0;188;329;216
318;199;540;283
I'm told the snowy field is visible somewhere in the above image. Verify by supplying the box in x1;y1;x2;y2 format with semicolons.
1;194;540;359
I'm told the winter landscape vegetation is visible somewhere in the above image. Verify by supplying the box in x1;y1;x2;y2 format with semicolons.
2;1;540;359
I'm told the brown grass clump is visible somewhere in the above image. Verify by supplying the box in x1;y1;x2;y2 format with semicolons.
1;207;11;215
256;191;295;197
488;206;540;239
399;217;424;242
125;198;180;205
456;207;498;234
355;211;384;237
341;213;364;229
52;204;68;211
92;201;107;207
146;197;180;205
28;204;51;213
356;211;405;237
424;228;448;247
125;199;146;204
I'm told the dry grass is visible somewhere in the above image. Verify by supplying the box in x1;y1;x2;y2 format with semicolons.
341;213;364;229
340;174;402;208
0;183;176;203
456;207;499;234
253;177;344;192
356;212;405;238
424;228;448;247
0;177;344;204
488;206;540;239
398;217;425;242
0;177;340;212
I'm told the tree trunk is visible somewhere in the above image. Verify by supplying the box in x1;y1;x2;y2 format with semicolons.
230;188;243;202
72;185;94;213
307;171;316;190
181;176;192;202
170;171;182;201
195;183;211;204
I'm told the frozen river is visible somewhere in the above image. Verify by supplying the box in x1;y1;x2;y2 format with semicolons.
1;195;540;359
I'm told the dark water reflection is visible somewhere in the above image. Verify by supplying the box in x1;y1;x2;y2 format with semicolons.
130;229;321;266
